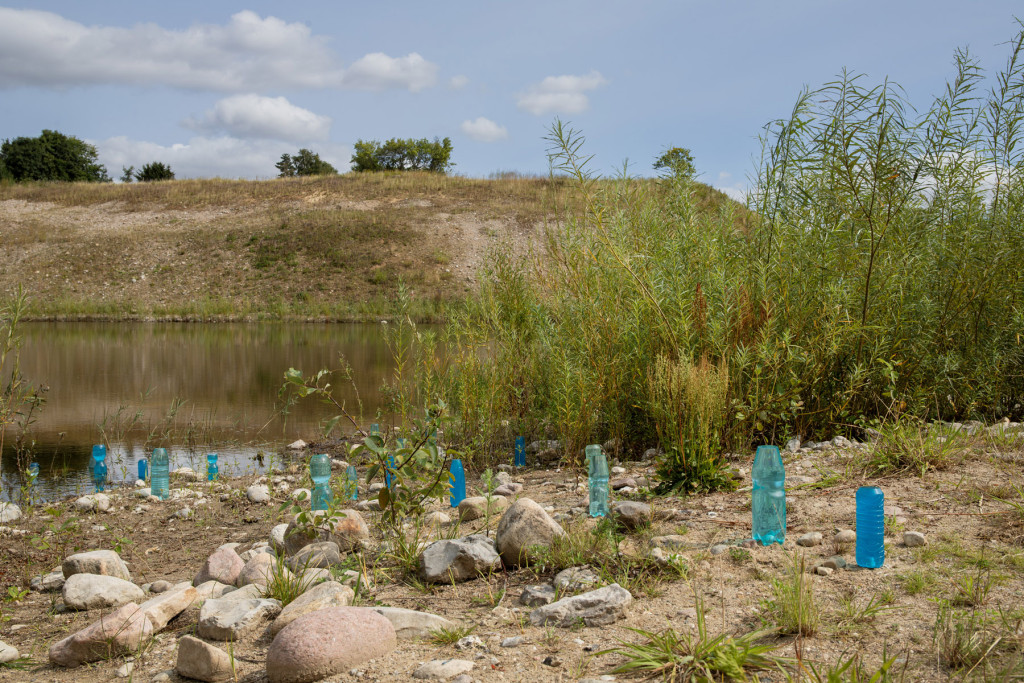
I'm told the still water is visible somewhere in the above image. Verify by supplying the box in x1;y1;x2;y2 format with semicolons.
1;322;411;502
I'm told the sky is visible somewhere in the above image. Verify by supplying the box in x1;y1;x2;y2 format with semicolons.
0;2;1020;199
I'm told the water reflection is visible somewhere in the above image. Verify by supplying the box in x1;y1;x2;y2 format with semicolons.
1;322;411;502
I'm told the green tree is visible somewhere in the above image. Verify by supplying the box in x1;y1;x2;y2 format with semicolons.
276;149;337;177
654;146;696;180
350;137;453;173
119;166;135;183
0;130;110;182
134;162;175;182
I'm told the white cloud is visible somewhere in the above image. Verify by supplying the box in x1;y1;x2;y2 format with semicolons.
98;135;350;179
460;117;508;143
184;95;331;142
517;71;607;115
449;75;469;89
714;171;748;202
0;8;438;92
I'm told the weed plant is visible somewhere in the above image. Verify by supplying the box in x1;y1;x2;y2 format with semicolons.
762;552;819;636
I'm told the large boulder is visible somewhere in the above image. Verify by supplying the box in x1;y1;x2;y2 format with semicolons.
495;498;565;566
236;552;281;587
198;597;281;641
62;550;131;581
287;542;342;572
0;502;21;524
529;583;632;627
283;510;369;556
266;607;396;683
175;635;234;682
419;535;501;583
49;602;153;667
368;607;455;640
139;583;199;631
270;581;354;636
193;547;245;587
62;574;145;611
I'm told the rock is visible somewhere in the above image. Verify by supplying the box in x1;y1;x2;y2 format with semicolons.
193;580;236;602
904;531;927;547
495;498;565;566
49;602;153;667
797;532;823;547
413;660;475;680
267;607;396;683
62;573;145;610
134;488;152;498
172;467;203;482
150;580;172;594
175;635;233;682
269;523;289;553
32;569;66;592
455;635;484;650
288;541;342;571
198;597;281;641
834;529;856;544
603;437;621;453
296;567;333;586
193;547;245;587
610;477;637;490
530;584;633;627
369;482;385;494
832;435;852;448
0;502;21;524
290;488;311;502
612;501;652;530
527;439;559;455
238;544;273;563
246;484;271;503
553;567;600;592
236;552;281;587
140;584;199;631
492;483;523;498
457;495;509;522
270;581;354;636
153;670;174;682
820;556;847;570
642;448;660;461
520;584;557;607
74;493;111;512
63;549;131;581
423;511;451;526
284;510;369;556
354;499;381;511
0;640;18;664
419;535;501;583
815;566;834;576
651;535;690;550
369;606;454;639
501;636;524;648
784;437;801;453
287;439;307;450
216;584;262;602
710;544;729;556
493;471;512;486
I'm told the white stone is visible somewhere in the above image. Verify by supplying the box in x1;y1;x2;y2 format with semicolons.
529;584;632;627
834;529;856;544
413;659;475;680
904;531;927;547
74;493;111;512
0;502;22;524
246;484;271;504
63;573;145;611
0;640;18;664
797;532;823;547
287;439;307;450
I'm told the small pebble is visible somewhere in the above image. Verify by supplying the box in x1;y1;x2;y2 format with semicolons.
904;531;927;547
501;636;524;648
814;566;834;576
797;532;823;547
710;544;729;556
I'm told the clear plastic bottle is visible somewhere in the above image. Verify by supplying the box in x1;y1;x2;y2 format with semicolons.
856;486;885;568
206;453;219;481
346;465;359;500
589;450;610;517
585;444;601;470
752;445;786;545
310;453;332;511
150;448;170;500
449;458;466;508
515;436;526;467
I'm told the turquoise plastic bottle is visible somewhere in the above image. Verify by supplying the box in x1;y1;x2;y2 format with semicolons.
515;436;526;467
310;453;332;511
752;445;786;545
91;445;107;492
449;458;466;508
206;453;219;481
346;465;359;500
150;448;170;500
138;458;147;482
589;451;610;517
27;462;39;485
856;486;885;568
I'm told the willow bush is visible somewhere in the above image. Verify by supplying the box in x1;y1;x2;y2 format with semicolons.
428;29;1024;490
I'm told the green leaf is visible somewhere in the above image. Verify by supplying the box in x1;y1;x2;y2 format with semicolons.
323;415;342;437
378;486;391;510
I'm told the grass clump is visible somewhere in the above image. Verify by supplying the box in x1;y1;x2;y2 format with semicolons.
428;624;476;646
262;555;315;607
800;649;907;683
865;419;963;476
761;553;819;636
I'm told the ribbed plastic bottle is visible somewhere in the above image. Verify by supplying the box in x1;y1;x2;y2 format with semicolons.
589;450;610;517
346;465;359;500
449;458;466;508
856;486;885;568
150;448;170;500
310;453;332;511
515;436;526;467
137;458;147;482
752;445;786;545
206;453;219;481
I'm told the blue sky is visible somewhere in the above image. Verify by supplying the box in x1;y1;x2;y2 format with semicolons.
0;2;1020;198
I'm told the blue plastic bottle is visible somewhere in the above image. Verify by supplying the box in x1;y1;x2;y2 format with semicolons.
346;465;359;500
27;462;39;485
138;458;147;482
90;445;107;492
150;448;170;500
207;453;219;481
589;451;610;517
385;455;397;489
752;445;786;545
515;436;526;467
856;486;885;568
449;458;466;508
310;453;332;511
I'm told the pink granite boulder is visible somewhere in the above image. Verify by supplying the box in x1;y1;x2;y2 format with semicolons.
49;602;153;667
193;547;245;587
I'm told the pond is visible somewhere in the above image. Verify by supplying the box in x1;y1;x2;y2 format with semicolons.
0;322;417;502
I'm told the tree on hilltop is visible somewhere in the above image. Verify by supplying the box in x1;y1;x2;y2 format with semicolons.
134;162;175;182
0;130;109;182
654;146;696;180
351;137;453;173
276;149;338;177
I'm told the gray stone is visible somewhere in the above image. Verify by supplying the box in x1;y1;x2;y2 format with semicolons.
270;581;354;636
31;569;65;592
820;556;847;570
284;509;369;556
0;502;21;524
172;467;203;482
423;511;452;526
455;635;484;650
63;573;145;610
413;660;474;680
612;501;652;530
530;584;632;627
269;523;289;554
457;495;509;522
797;532;823;547
520;584;556;607
49;602;153;667
238;544;273;563
287;439;307;450
194;547;245;587
236;552;282;587
493;471;512;486
501;636;524;648
419;534;500;583
651;535;690;550
610;477;637;490
355;499;381;511
553;567;599;593
140;584;199;631
74;493;111;512
175;635;233;682
193;580;236;602
287;541;342;571
150;580;172;594
710;544;730;556
815;566;834;576
198;597;281;640
297;567;333;586
246;484;271;503
290;488;311;502
0;640;18;664
492;483;523;498
368;606;454;639
904;531;927;547
266;607;396;683
495;498;565;566
833;529;856;544
784;437;801;453
63;549;131;581
215;583;262;602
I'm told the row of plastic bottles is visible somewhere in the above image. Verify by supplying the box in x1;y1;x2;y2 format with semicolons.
74;446;221;500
